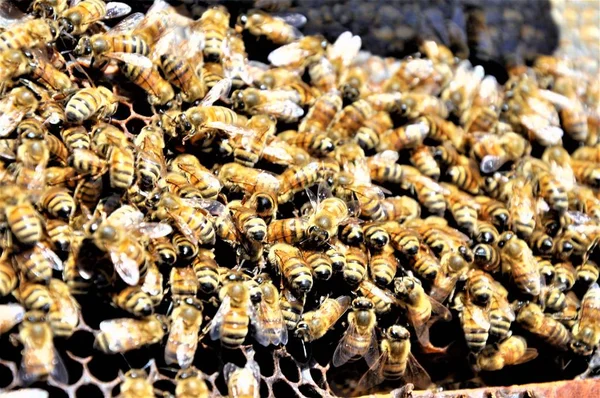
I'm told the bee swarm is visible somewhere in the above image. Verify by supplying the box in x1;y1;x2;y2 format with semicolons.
0;1;599;398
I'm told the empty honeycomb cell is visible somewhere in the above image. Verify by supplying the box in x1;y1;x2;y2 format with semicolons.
87;354;122;383
76;383;104;398
125;118;147;136
255;346;276;377
112;102;132;122
213;369;228;396
0;335;22;362
65;330;95;359
0;362;13;388
299;383;324;398
193;346;221;375
153;379;176;396
273;379;299;398
309;368;328;390
279;355;300;383
260;378;271;397
62;352;85;385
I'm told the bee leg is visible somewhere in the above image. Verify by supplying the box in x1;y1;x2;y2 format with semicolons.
414;322;449;354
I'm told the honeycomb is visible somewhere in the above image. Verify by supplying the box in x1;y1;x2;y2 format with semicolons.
0;1;599;398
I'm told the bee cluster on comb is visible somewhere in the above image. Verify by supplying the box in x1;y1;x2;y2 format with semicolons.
0;0;599;397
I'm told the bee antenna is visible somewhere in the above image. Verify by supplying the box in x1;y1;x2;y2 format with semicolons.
120;353;133;371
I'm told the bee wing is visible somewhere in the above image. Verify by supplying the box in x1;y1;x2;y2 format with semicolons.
428;295;452;322
268;42;306;66
200;78;232;107
404;353;433;390
49;348;69;384
328;31;361;68
204;121;252;141
480;155;507;173
35;242;63;271
332;320;359;367
181;198;226;217
255;171;281;191
104;2;134;20
107;52;153;69
209;295;231;341
251;100;304;120
357;348;387;389
372;150;399;163
0;98;26;138
136;222;173;239
429;274;459;303
364;331;381;367
273;12;307;28
109;250;140;286
0;303;25;331
173;320;198;368
223;361;239;384
250;302;270;347
262;140;294;165
166;210;199;246
515;348;539;365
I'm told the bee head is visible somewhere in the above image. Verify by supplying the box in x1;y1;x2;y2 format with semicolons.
307;224;329;244
387;325;409;340
294;321;310;341
74;36;92;56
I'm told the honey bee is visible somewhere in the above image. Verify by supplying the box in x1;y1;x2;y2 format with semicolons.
475;195;510;230
328;99;374;142
2;188;44;245
13;281;52;313
237;9;304;44
279;287;305;330
121;61;174;107
0;87;38;137
94;314;170;354
192;249;219;294
141;262;164;308
507;179;537;238
308;56;337;93
268;243;313;293
571;283;600;355
23;48;72;93
475;335;538;372
165;297;203;369
92;213;170;285
277;161;320;204
39;186;75;220
224;358;261;398
153;192;216;247
174;367;209;398
411;221;471;259
16;311;68;385
268;35;328;67
553;261;576;291
576;261;599;286
359;325;432;389
516;302;572;350
47;279;79;338
368;244;398;286
0;49;31;88
191;6;230;62
302;249;333;281
305;191;351;244
410;146;440;181
453;292;490;352
470;132;531;174
402;166;447;216
440;183;478;235
357;279;400;315
59;0;132;35
295;295;351;342
118;368;154;398
168;155;223;200
255;277;288;346
405;243;441;282
500;237;542;296
232;87;304;122
209;280;264;347
31;0;68;18
111;285;154;317
65;86;118;124
430;253;471;303
341;242;369;285
0;12;58;52
169;266;198;299
14;243;63;284
381;196;421;222
0;255;18;296
332;297;378;367
0;303;25;335
354;111;393;152
394;276;451;352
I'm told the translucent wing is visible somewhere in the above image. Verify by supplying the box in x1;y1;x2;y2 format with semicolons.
137;222;173;239
268;42;305;66
480;155;507;173
404;353;433;389
357;349;387;389
332;320;358;367
209;295;231;341
110;250;140;286
49;348;69;384
107;11;144;34
104;2;132;20
173;320;199;368
251;100;304;121
107;52;153;69
200;78;232;106
328;31;361;68
166;210;198;246
372;150;399;163
272;12;307;28
35;242;64;271
250;301;270;347
0;97;26;137
223;362;239;384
